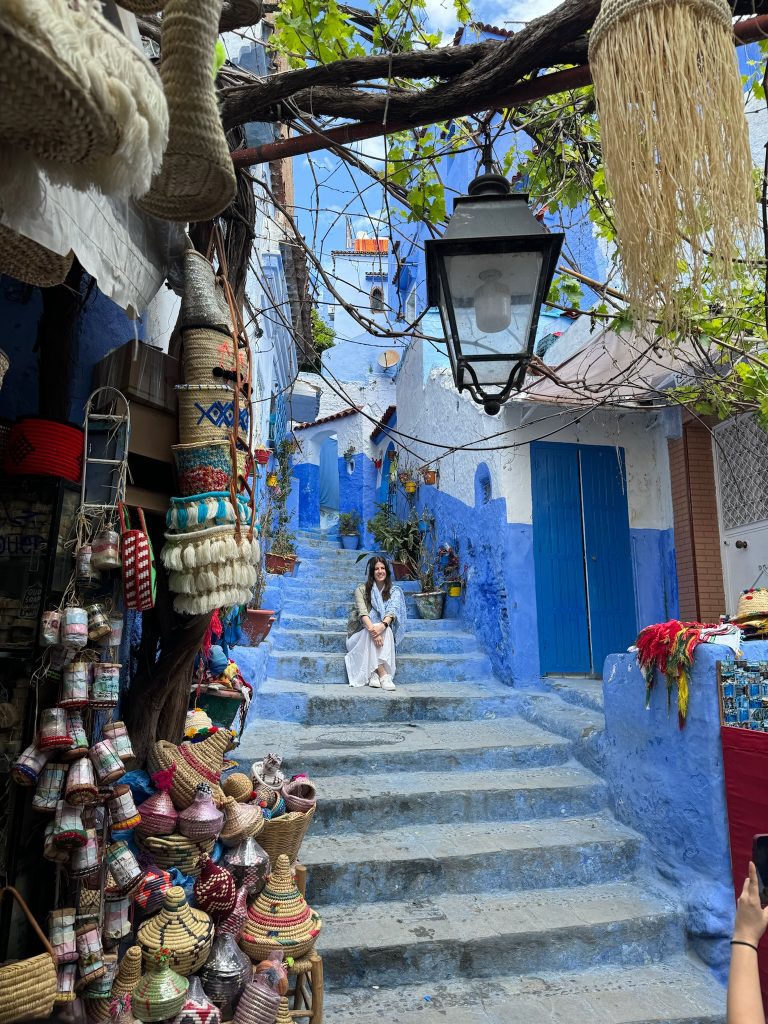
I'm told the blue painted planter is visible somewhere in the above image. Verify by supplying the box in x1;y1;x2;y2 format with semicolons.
340;535;359;550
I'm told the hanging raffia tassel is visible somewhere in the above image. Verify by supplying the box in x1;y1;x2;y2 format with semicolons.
161;528;258;572
173;587;255;616
588;0;756;322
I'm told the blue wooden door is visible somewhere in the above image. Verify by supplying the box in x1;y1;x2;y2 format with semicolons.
531;442;636;674
579;445;637;672
531;443;591;674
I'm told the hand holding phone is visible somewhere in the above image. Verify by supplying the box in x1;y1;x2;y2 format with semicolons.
753;835;768;909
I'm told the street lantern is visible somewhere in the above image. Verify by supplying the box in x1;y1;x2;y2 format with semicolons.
425;160;564;416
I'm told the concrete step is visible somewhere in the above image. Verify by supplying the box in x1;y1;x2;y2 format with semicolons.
274;628;479;655
315;881;684;989
281;578;421;598
322;958;726;1023
279;613;459;633
310;762;607;834
281;597;421;618
267;650;494;684
252;679;519;726
302;814;642;904
512;691;606;775
237;718;571;775
547;676;605;713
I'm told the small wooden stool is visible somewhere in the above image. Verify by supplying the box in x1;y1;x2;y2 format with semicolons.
288;951;324;1023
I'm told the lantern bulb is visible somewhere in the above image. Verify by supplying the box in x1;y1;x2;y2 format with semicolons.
474;270;511;334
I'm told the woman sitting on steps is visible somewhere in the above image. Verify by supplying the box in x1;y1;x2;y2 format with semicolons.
345;556;407;691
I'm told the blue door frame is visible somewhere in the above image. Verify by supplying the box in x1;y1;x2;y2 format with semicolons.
531;441;637;675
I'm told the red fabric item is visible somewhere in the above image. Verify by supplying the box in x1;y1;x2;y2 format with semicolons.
721;726;768;1005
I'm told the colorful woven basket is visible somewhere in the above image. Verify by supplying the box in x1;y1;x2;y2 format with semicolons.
222;836;270;897
132;953;189;1022
166;492;253;533
177;782;224;842
136;771;179;837
282;777;317;814
193;856;236;921
734;587;768;622
219;796;264;848
137;887;214;976
136;833;215;878
173;440;249;497
4;417;83;483
257;807;315;867
176;385;249;447
239;855;322;963
173;974;222;1024
147;730;230;809
182;327;247;387
0;886;57;1024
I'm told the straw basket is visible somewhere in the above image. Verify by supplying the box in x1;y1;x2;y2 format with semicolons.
138;0;236;222
193;856;236;921
147;730;230;809
117;0;166;12
182;327;247;387
0;224;73;288
239;855;322;964
137;887;214;976
734;587;768;622
132;954;189;1022
112;945;143;999
0;886;57;1024
136;833;215;877
222;772;254;802
177;384;249;447
257;807;315;866
177;782;224;842
282;777;317;814
173;440;245;497
219;797;264;848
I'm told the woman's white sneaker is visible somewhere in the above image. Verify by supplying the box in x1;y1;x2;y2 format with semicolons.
368;673;382;688
380;674;396;691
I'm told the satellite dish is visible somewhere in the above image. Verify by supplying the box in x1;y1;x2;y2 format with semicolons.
378;349;400;369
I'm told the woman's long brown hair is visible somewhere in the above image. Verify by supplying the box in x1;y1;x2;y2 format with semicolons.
364;556;392;606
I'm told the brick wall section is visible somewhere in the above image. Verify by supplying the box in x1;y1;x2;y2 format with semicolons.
668;421;726;622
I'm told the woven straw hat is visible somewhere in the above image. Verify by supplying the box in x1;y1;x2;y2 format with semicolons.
239;855;322;963
137;887;214;977
223;772;254;802
734;588;768;622
138;0;236;221
147;730;230;809
0;223;73;287
219;796;264;848
112;946;142;999
0;0;168;198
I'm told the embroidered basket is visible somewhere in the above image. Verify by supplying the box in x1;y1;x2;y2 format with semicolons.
0;886;57;1024
119;503;157;612
173;440;250;497
238;855;322;964
137;887;214;976
193;856;236;921
257;807;315;867
177;384;249;447
734;587;768;622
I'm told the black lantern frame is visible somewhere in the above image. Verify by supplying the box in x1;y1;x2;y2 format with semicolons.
425;190;564;416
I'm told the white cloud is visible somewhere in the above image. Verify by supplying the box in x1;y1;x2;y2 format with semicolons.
479;0;561;27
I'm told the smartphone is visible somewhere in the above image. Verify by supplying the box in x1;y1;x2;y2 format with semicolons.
753;834;768;907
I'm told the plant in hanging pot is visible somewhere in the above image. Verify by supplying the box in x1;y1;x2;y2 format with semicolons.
421;466;438;486
265;438;299;576
413;511;446;619
338;511;361;550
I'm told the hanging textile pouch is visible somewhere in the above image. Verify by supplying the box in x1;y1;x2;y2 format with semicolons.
119;503;157;612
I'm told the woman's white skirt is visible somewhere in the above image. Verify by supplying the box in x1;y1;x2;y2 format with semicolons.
345;628;396;687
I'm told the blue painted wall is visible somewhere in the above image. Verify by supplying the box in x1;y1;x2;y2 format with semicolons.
0;274;146;425
602;643;756;979
631;528;679;629
293;462;320;529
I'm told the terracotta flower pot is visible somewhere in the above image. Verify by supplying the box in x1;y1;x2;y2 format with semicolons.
242;609;276;645
392;560;415;581
422;470;437;485
265;553;298;576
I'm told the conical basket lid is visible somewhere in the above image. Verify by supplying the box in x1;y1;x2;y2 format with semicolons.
219;796;264;846
275;996;292;1024
241;855;321;951
137;886;214;960
112;945;142;998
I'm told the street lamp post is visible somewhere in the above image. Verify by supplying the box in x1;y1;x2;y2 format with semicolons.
425;155;564;415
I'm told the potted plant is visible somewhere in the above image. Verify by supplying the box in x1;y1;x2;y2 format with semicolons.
413;511;445;619
343;443;356;471
338;511;361;549
421;466;438;486
397;457;418;494
363;504;421;579
265;438;300;576
243;490;276;645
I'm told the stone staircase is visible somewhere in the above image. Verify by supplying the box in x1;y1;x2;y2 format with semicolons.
238;528;725;1023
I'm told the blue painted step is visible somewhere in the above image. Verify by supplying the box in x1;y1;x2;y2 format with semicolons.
253;679;518;726
267;650;494;684
273;628;478;655
279;613;460;633
302;814;643;905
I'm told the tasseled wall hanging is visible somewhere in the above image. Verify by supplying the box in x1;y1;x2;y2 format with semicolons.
589;0;757;321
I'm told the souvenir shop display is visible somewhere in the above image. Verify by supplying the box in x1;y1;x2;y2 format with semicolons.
175;974;222;1024
91;527;121;571
102;720;135;763
222;835;271;896
137;769;179;836
147;729;230;808
136;832;216;878
199;927;251;1020
60;660;90;708
718;660;768;730
90;738;126;785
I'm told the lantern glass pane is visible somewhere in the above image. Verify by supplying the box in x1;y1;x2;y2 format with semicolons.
439;250;542;385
